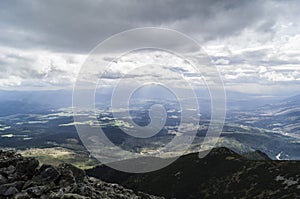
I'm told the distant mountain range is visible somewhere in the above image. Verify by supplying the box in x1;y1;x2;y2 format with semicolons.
0;100;51;117
258;94;300;134
230;93;300;138
0;89;290;112
87;147;300;198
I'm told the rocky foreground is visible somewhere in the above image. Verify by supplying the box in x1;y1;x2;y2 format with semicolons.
0;150;163;199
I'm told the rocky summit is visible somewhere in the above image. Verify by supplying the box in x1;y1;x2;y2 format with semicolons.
0;150;163;199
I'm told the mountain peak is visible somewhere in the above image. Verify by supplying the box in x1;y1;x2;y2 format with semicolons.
205;147;241;159
242;150;271;161
209;147;238;155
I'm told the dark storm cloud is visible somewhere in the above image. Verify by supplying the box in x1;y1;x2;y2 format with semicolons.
0;0;275;53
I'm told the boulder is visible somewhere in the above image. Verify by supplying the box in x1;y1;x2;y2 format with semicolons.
58;164;85;183
0;174;8;184
0;181;24;195
35;164;61;183
25;185;48;197
4;186;19;196
16;158;39;179
13;192;30;199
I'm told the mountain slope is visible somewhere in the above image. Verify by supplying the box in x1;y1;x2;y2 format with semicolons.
87;147;300;199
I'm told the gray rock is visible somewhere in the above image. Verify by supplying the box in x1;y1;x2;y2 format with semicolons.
61;193;88;199
38;165;60;182
0;150;164;199
13;192;30;199
58;164;85;183
49;189;64;198
0;151;22;168
0;165;16;175
25;185;48;197
0;174;7;184
0;185;8;195
16;158;39;178
58;169;75;187
4;186;19;196
0;181;24;195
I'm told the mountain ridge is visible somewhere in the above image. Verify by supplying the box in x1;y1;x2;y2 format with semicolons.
87;147;300;198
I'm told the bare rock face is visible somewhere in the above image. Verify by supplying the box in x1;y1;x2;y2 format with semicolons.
0;150;164;199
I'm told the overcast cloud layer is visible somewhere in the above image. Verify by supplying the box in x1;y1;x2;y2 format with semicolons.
1;0;300;94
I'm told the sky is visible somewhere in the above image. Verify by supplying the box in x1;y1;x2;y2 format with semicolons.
1;0;300;95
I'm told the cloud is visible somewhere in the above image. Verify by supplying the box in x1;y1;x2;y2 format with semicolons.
0;47;85;89
0;0;300;94
0;0;276;53
205;23;300;88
